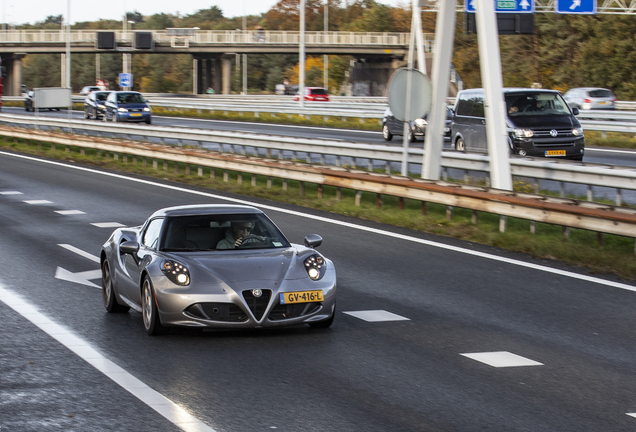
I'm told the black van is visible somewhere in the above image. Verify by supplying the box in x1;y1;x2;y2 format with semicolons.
451;88;585;161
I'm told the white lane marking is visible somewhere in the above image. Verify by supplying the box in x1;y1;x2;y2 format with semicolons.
586;147;636;155
2;150;636;293
343;310;410;322
0;190;23;195
91;222;125;228
627;413;636;419
0;284;217;432
58;244;100;263
54;267;101;288
461;351;543;368
23;200;52;205
56;210;86;215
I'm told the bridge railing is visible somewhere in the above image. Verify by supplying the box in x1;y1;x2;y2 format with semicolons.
0;29;417;46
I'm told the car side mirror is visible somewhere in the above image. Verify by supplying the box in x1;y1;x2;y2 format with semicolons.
304;234;322;248
119;240;140;255
572;107;579;115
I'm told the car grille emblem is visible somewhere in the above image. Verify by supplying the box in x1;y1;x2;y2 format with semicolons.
252;289;263;298
550;129;558;137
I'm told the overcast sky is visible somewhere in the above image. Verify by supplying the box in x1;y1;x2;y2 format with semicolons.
4;0;401;26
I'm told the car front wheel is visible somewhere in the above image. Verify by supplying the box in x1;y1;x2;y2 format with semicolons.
102;260;129;313
142;276;169;336
382;124;393;141
455;137;466;152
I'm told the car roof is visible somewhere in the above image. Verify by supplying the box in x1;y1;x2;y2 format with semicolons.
459;88;561;95
150;204;263;218
569;87;612;91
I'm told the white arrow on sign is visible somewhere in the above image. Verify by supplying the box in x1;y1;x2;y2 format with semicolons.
570;0;581;9
55;267;101;288
520;0;530;9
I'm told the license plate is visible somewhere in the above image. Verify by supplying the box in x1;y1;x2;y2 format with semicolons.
599;101;607;105
280;290;324;304
130;113;142;117
545;150;566;157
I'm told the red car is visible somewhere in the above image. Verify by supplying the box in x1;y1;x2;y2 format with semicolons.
294;87;330;102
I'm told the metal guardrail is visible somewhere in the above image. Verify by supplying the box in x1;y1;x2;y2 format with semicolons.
2;125;635;244
0;114;634;206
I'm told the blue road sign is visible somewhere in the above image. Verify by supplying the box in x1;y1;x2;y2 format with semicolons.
555;0;596;14
466;0;535;13
119;73;133;88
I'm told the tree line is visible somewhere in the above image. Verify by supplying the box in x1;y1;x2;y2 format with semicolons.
18;1;636;99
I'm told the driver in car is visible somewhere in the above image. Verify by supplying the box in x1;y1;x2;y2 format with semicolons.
216;221;265;249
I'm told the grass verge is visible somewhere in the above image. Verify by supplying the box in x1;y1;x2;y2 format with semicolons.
1;134;635;281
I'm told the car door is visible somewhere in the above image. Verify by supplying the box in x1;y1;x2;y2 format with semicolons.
105;92;116;120
123;218;163;304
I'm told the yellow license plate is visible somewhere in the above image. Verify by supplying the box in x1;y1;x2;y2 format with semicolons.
130;113;142;117
599;101;607;105
280;290;324;304
545;150;566;156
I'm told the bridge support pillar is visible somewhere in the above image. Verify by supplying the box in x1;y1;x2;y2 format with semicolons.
221;55;233;95
2;53;26;96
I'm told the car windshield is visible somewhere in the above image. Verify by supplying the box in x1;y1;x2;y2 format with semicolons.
310;88;328;95
505;93;571;116
160;213;291;251
588;89;613;98
116;93;145;104
96;93;108;101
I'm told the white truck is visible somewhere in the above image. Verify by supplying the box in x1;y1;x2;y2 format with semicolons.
25;87;72;112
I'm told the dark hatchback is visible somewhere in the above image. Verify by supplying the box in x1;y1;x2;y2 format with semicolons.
84;91;110;119
103;91;152;124
382;107;452;142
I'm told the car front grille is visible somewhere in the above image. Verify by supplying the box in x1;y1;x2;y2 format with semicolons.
184;303;247;322
242;290;272;320
268;302;321;321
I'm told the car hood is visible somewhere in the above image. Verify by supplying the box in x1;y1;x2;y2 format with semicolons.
117;103;149;109
509;114;578;129
186;248;299;284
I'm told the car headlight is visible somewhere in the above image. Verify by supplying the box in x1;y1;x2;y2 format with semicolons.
414;118;427;128
161;260;190;286
572;127;584;136
514;128;533;138
143;107;151;112
97;104;105;109
304;254;326;281
117;107;128;113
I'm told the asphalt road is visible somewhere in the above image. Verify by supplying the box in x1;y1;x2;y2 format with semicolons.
1;150;636;432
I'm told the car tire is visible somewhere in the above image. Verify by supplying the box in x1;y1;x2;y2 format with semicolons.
407;128;415;142
308;303;335;328
455;137;466;152
102;260;130;313
145;118;151;125
382;124;393;141
142;276;169;336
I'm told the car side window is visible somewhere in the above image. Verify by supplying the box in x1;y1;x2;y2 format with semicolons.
471;98;485;117
455;96;473;116
142;218;163;249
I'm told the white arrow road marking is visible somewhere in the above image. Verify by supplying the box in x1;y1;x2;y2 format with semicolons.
55;267;101;288
570;0;581;9
58;244;100;263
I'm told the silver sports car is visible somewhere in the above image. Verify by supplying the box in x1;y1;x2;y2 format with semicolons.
100;204;337;335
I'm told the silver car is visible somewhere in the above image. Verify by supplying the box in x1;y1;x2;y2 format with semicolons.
100;204;337;335
563;87;617;110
